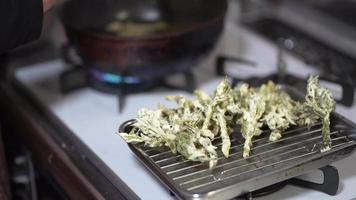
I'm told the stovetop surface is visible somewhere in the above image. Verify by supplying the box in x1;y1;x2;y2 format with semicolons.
14;21;356;199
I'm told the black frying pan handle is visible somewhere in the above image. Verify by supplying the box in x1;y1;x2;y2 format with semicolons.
319;76;354;107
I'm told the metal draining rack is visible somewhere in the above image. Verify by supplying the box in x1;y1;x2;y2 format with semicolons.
120;112;356;200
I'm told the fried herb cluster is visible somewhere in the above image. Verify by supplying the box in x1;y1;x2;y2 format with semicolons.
120;76;335;168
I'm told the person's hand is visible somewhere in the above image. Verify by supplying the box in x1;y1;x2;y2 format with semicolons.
43;0;64;13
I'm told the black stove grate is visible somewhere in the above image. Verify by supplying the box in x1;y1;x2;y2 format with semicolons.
242;18;356;88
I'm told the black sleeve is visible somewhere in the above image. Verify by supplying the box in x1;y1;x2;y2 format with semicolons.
0;0;43;54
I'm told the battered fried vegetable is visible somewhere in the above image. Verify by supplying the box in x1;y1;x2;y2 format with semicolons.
297;76;336;151
260;81;298;141
237;93;265;158
120;76;335;168
201;79;237;158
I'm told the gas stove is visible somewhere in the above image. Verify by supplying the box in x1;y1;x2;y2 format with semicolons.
11;15;356;200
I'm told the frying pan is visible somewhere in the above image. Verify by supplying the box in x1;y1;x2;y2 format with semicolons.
60;0;227;83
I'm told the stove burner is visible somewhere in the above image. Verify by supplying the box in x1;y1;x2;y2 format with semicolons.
234;165;339;200
88;70;156;95
60;45;197;112
90;69;141;85
59;65;196;113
